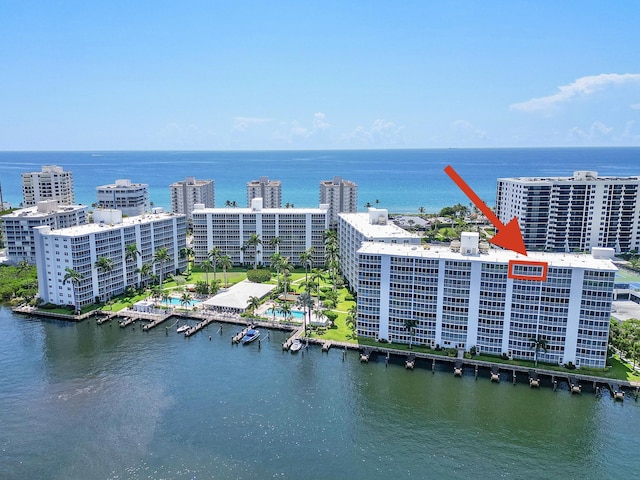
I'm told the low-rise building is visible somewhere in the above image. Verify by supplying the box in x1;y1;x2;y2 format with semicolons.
356;233;616;368
33;209;187;308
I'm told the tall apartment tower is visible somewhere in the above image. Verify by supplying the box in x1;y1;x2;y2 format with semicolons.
22;165;75;206
170;176;215;219
246;176;281;208
495;171;640;253
96;179;150;217
319;176;358;228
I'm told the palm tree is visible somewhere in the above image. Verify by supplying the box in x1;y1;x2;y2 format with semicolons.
153;247;171;286
279;301;292;322
346;304;358;338
270;252;282;289
17;260;29;273
296;291;314;336
135;262;153;289
244;233;262;269
404;318;417;349
94;256;114;301
63;267;83;309
200;259;213;286
269;236;281;254
179;246;194;274
161;291;171;307
299;247;315;292
208;246;221;284
280;257;293;300
247;295;261;314
180;291;192;309
310;268;325;306
125;243;141;264
218;255;232;287
530;335;548;367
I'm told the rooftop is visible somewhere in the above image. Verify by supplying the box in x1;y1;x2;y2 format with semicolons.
339;212;421;240
40;211;184;237
357;241;618;272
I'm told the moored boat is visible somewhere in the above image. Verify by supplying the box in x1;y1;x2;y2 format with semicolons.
176;324;190;333
242;328;260;344
290;338;302;353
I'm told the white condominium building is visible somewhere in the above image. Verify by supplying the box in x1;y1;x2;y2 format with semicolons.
192;198;328;267
338;208;421;291
496;171;640;253
319;176;358;227
357;233;615;368
33;209;187;308
22;165;75;206
96;179;150;217
170;176;215;219
247;176;281;208
1;200;88;264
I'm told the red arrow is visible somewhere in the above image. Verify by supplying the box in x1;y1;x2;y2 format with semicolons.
444;165;527;256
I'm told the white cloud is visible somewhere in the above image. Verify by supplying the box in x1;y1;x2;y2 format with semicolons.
510;73;640;112
568;121;614;141
344;119;404;146
233;116;274;132
271;112;332;145
631;103;640;110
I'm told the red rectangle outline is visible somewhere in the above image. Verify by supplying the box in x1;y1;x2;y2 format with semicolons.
508;259;548;281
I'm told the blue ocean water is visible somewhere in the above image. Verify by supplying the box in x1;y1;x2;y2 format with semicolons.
1;148;639;213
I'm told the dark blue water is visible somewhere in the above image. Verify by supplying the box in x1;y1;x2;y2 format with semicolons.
1;148;639;213
1;306;639;479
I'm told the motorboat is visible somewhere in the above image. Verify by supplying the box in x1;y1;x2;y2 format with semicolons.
242;328;261;344
176;324;190;333
290;338;302;353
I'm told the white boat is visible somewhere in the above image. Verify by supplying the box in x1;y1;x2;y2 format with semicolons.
242;329;260;344
176;324;190;333
290;339;302;353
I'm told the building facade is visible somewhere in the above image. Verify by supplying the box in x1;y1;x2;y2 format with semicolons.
96;179;150;217
247;176;281;208
22;165;74;206
1;201;88;264
496;171;640;253
338;208;421;291
33;210;187;307
192;199;328;267
319;176;358;228
170;176;215;219
356;234;615;368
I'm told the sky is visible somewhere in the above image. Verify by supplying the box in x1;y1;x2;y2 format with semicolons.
1;1;640;150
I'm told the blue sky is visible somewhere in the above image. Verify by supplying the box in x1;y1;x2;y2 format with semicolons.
1;1;639;150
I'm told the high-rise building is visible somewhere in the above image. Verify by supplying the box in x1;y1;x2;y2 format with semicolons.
247;176;281;208
495;171;640;253
192;198;328;267
1;200;88;264
33;209;187;308
356;233;616;368
96;179;150;217
319;176;358;228
337;208;421;291
22;165;75;206
170;177;215;219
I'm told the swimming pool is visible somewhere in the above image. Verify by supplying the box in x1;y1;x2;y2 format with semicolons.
267;308;305;320
167;297;201;307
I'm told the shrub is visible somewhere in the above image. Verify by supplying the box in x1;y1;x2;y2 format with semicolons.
344;294;355;302
566;362;576;370
246;268;272;283
501;353;510;360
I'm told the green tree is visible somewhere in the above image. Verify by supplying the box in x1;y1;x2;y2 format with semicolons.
404;318;417;349
135;262;153;289
244;233;262;269
530;335;548;367
299;247;315;291
125;243;141;264
180;291;192;309
200;259;213;286
296;291;314;336
179;246;194;274
153;247;171;286
63;267;83;309
218;255;232;287
269;236;281;254
208;246;221;284
94;256;114;301
247;295;261;314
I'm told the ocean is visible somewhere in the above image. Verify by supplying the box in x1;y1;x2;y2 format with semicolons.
2;148;640;213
